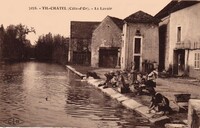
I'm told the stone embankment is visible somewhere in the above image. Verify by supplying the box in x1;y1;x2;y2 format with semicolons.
66;65;170;126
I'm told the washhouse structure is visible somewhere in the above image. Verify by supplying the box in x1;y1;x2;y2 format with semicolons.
121;11;159;72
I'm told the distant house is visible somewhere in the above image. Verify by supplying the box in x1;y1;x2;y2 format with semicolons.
121;11;159;72
69;21;100;65
155;0;200;78
91;16;123;68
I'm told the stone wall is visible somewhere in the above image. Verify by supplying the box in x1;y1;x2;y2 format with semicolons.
91;17;122;67
158;16;170;71
188;99;200;128
121;23;159;71
168;3;200;78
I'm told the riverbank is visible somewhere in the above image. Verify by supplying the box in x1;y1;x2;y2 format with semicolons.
66;65;172;126
67;65;200;127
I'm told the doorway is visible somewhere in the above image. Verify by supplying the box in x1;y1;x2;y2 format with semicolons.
173;49;185;76
159;25;167;71
99;47;119;68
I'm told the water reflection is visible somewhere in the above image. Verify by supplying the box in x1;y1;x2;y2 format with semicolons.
0;62;151;127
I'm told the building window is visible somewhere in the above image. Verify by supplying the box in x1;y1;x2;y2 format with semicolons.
177;27;181;42
194;52;200;69
134;38;141;54
133;36;142;71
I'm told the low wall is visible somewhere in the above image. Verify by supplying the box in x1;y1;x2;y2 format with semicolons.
66;65;170;125
188;99;200;128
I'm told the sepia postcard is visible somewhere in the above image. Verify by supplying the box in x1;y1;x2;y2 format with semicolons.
1;0;200;128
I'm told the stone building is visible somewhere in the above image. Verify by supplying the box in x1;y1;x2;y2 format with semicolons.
155;0;200;78
68;21;100;65
91;16;123;68
121;11;159;72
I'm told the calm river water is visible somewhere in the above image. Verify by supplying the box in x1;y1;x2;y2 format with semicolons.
0;61;153;127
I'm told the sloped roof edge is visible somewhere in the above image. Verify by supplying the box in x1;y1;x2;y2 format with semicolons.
70;21;100;39
155;0;200;19
124;10;160;24
108;16;124;30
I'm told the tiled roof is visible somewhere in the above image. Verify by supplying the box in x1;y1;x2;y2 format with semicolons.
108;16;124;30
124;10;160;24
70;21;100;39
155;0;200;19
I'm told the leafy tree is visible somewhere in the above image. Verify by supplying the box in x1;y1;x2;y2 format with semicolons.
52;35;69;64
1;24;35;61
35;33;53;60
0;25;5;60
35;33;69;64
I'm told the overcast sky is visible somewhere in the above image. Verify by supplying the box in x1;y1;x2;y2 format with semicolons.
0;0;171;44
